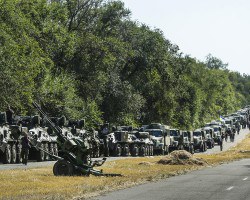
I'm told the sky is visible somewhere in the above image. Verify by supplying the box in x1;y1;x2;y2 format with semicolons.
121;0;250;75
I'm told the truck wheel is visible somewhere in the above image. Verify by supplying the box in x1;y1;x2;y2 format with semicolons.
54;143;58;156
200;144;204;152
190;145;194;154
123;144;130;156
139;145;146;157
44;143;49;161
3;144;11;164
53;160;74;176
37;143;45;162
150;145;154;156
131;144;139;157
16;144;22;163
11;144;17;164
114;144;122;157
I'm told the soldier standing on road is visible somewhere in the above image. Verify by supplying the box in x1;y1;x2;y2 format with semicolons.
21;133;30;165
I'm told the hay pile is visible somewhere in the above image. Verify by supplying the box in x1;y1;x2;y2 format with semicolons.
157;150;207;166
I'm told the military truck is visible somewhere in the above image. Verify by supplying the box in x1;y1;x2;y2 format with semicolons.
0;112;27;164
193;129;207;152
203;127;215;149
180;130;194;154
145;123;170;155
169;128;182;152
211;125;223;145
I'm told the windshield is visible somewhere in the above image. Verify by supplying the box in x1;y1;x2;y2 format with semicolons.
213;127;220;132
225;120;231;124
170;130;179;136
193;131;201;137
149;130;162;137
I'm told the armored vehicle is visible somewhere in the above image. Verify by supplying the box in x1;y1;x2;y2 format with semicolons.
180;130;194;154
0;112;27;164
145;123;170;155
203;127;215;149
130;131;154;156
105;130;133;156
27;115;54;161
193;129;207;152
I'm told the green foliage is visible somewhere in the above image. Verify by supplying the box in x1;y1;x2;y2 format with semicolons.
0;0;249;129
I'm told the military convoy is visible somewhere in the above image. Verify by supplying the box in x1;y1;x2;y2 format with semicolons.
0;104;249;164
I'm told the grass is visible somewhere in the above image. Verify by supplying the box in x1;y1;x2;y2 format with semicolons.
0;133;249;200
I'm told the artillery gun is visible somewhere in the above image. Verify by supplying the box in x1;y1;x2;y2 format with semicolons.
32;102;121;177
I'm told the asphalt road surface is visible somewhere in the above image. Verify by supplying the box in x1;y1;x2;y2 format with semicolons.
0;128;249;171
94;159;250;200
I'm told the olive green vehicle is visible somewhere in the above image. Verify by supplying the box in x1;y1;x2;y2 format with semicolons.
32;102;121;177
193;129;207;152
180;130;194;154
145;123;170;155
0;112;27;164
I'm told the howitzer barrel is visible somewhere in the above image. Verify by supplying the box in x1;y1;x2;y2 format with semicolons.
32;102;65;142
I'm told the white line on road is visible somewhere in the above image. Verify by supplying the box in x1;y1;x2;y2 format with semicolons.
243;177;248;181
226;186;234;191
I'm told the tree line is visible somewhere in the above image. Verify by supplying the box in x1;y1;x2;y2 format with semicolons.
0;0;249;129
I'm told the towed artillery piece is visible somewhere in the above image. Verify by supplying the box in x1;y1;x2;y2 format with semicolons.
32;102;121;177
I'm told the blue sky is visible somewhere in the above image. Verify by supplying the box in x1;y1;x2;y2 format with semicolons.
121;0;250;75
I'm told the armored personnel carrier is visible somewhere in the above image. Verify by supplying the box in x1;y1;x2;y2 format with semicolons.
0;112;27;164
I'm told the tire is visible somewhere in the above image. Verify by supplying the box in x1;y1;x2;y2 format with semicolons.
53;160;75;176
200;144;204;152
44;143;50;161
190;145;194;154
49;143;54;160
54;143;58;156
11;144;17;164
204;143;207;151
139;145;146;157
114;144;122;157
37;143;45;162
3;144;11;164
123;144;130;156
16;144;22;163
131;144;139;157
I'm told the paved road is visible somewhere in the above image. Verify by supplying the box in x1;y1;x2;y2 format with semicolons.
94;159;250;200
0;128;249;171
198;128;249;154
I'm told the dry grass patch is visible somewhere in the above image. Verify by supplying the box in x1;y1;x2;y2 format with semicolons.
0;133;249;200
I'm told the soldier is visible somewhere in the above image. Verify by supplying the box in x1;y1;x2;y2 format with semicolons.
21;133;30;165
6;105;14;125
